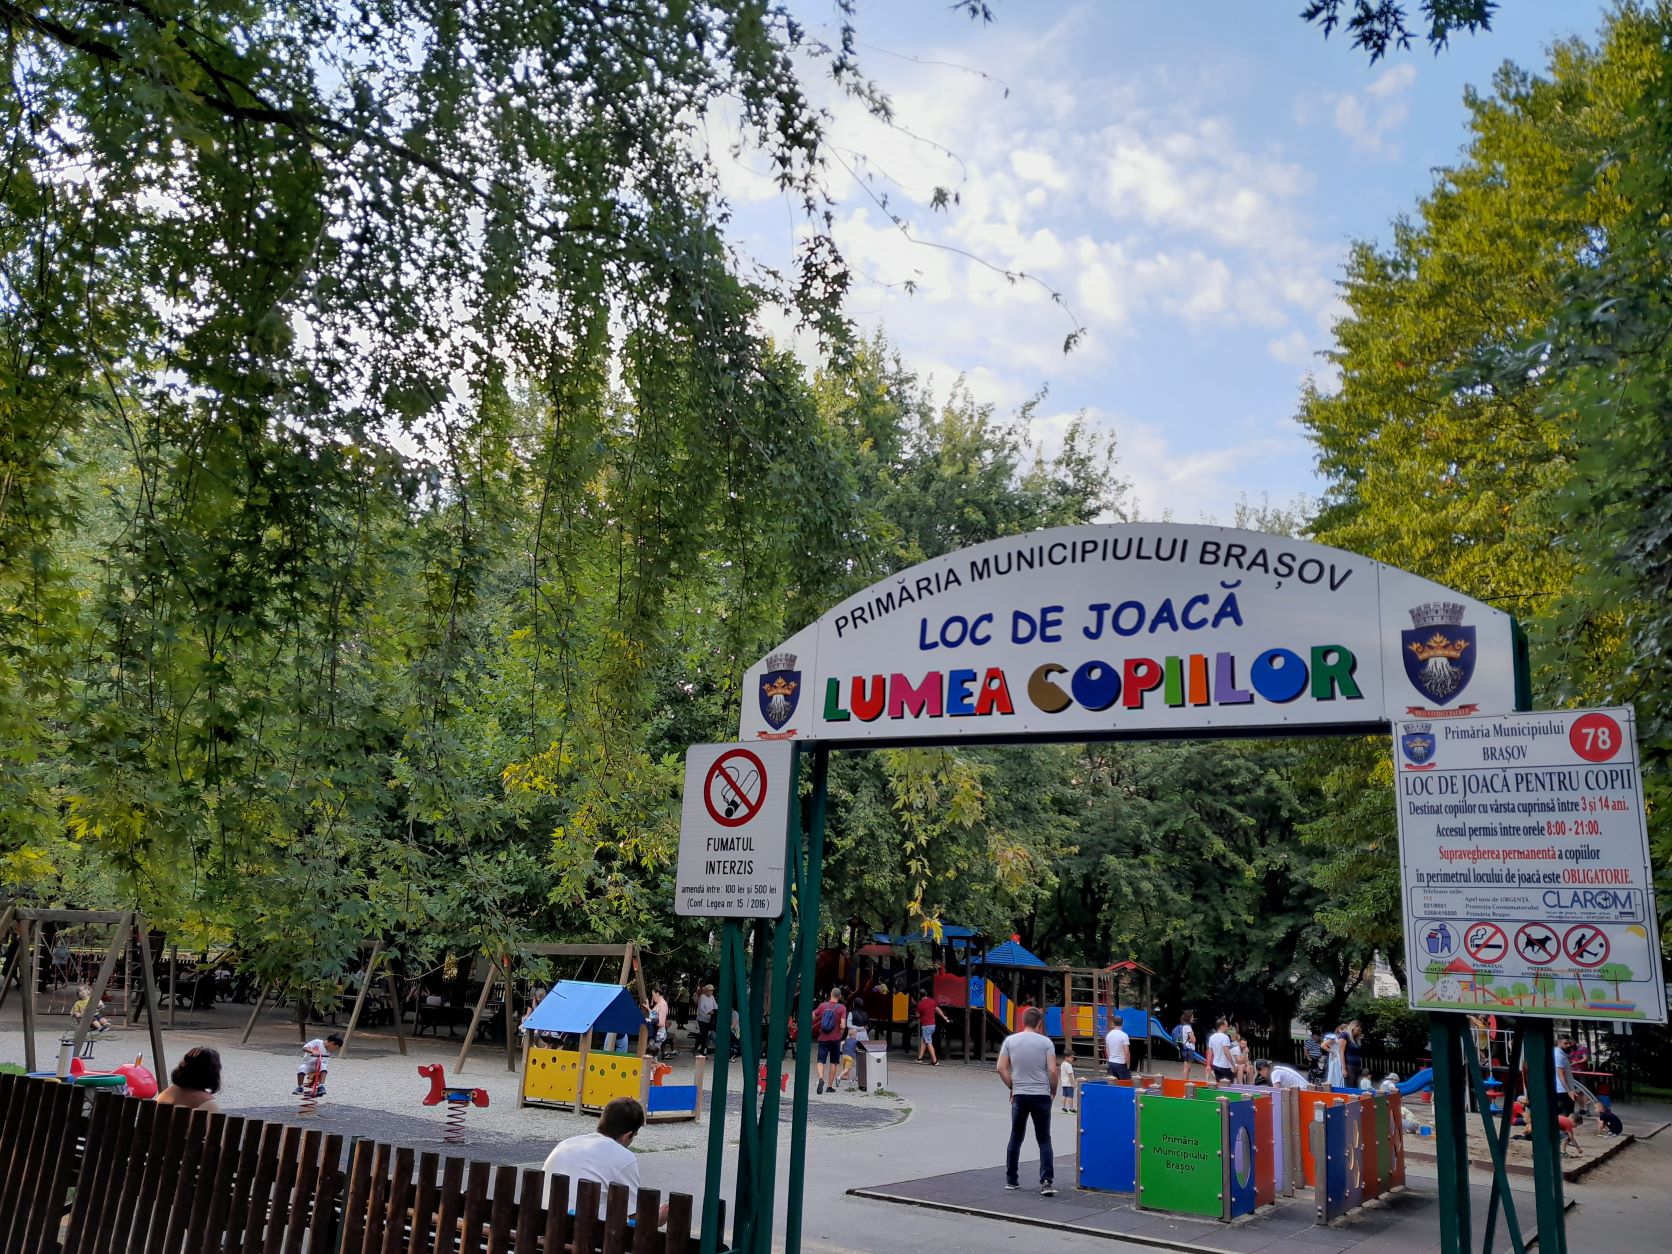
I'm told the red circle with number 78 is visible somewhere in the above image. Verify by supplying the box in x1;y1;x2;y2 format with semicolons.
1569;712;1622;763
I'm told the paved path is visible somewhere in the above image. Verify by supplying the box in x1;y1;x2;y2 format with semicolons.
3;1003;1667;1252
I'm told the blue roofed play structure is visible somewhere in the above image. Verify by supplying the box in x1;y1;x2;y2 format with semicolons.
978;939;1049;969
519;980;704;1122
521;979;647;1038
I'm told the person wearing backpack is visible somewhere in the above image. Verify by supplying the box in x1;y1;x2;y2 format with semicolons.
814;988;847;1095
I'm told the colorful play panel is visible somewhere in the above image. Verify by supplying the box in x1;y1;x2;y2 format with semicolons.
1073;1078;1403;1230
518;979;703;1121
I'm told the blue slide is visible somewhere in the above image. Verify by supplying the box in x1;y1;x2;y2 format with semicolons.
1395;1067;1434;1097
1106;1007;1204;1063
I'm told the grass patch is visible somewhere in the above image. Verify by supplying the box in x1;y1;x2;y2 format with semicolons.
0;1063;25;1076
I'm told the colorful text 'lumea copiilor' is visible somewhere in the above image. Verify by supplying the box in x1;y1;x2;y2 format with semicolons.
822;645;1362;723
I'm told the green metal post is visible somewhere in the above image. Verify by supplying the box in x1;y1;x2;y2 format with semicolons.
731;927;764;1253
785;744;829;1254
1480;1027;1526;1254
1463;1022;1526;1254
1430;1014;1472;1254
744;744;800;1254
700;923;738;1254
1522;1018;1568;1254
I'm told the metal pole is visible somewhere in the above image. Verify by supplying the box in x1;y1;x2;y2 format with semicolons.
1522;1018;1568;1254
728;927;760;1251
1478;1025;1527;1254
699;922;738;1254
747;749;801;1254
785;744;829;1254
1430;1014;1471;1254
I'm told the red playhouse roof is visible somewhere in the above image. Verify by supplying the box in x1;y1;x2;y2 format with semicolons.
1103;960;1157;977
1443;957;1475;974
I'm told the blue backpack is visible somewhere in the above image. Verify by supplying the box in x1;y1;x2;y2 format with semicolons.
819;1004;839;1034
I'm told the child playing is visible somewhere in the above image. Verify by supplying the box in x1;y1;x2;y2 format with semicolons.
295;1033;343;1096
1060;1057;1077;1113
71;985;111;1034
1595;1101;1623;1137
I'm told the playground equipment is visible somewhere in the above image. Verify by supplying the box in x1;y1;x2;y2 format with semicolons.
0;905;169;1080
29;1054;158;1097
519;979;704;1121
459;941;646;1073
1074;1078;1403;1227
418;1062;489;1143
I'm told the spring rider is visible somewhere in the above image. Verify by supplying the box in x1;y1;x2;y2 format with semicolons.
419;1062;490;1143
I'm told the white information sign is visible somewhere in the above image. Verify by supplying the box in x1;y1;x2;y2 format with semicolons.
674;742;794;918
738;524;1520;745
1395;707;1666;1023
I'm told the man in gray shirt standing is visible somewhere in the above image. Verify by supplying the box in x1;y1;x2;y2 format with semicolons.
997;1006;1061;1195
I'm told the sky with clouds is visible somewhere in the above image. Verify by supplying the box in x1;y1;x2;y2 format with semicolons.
716;1;1614;522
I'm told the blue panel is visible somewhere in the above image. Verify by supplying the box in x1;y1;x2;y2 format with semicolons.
1077;1080;1139;1193
522;980;647;1037
1323;1104;1349;1216
1225;1103;1257;1218
1094;1004;1108;1036
646;1084;697;1113
1044;1006;1064;1038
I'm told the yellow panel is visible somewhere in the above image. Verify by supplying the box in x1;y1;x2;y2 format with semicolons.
891;993;908;1022
523;1047;582;1105
581;1053;646;1109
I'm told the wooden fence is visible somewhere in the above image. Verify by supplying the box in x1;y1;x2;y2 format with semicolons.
0;1071;716;1253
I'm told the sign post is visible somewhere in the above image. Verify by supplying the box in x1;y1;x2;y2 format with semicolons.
678;742;814;1254
1394;706;1666;1254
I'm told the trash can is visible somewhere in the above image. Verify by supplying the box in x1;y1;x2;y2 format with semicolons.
858;1040;888;1092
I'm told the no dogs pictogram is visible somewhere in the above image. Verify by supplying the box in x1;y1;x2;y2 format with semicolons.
704;748;768;827
1514;923;1559;967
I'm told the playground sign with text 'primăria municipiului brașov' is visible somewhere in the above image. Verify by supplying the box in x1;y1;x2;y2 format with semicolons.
740;524;1522;747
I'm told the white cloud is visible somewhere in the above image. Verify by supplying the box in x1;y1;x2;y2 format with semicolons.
1028;406;1310;524
1267;329;1312;365
1320;62;1416;157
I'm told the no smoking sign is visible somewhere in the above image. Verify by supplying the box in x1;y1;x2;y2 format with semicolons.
675;742;794;918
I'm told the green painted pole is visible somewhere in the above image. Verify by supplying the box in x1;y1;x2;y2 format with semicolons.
1430;1014;1472;1254
785;744;829;1254
1522;1018;1568;1254
731;927;763;1253
746;748;802;1254
1480;1027;1526;1254
699;923;738;1254
1464;1021;1526;1254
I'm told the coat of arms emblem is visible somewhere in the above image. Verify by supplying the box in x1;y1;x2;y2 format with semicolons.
1399;722;1437;770
1403;603;1476;705
759;653;801;732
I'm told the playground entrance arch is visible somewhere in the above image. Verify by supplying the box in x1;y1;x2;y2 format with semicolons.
695;524;1554;1254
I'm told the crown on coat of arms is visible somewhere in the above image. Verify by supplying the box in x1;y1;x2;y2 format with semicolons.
1406;721;1432;734
766;653;797;671
1409;603;1465;630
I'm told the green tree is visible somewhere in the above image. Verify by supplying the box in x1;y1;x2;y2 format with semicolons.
1510;982;1531;1007
1595;963;1635;1001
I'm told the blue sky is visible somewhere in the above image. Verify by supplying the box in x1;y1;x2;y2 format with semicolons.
716;1;1615;521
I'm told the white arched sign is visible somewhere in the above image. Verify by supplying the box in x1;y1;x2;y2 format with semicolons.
739;524;1522;744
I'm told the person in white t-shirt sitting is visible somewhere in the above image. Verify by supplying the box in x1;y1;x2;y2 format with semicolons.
542;1098;669;1226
